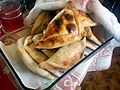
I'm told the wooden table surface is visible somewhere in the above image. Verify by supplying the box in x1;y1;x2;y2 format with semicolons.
81;47;120;90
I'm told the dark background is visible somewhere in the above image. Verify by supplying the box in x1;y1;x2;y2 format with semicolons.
18;0;120;22
103;0;120;22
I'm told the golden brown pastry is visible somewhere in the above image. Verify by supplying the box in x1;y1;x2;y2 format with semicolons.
33;1;96;49
42;9;78;40
17;37;55;79
34;33;81;49
23;35;48;64
65;1;96;36
40;37;86;70
85;27;101;45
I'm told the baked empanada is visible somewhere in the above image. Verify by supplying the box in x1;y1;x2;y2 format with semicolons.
40;37;86;70
85;27;101;45
33;1;96;49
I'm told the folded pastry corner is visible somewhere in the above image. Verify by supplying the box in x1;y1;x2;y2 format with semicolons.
23;35;48;64
85;27;102;45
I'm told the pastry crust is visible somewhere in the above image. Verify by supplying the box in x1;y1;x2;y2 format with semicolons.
34;33;81;49
17;37;55;79
33;1;96;49
40;38;86;70
23;35;48;63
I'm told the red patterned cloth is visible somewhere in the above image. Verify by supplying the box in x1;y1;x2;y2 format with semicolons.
0;64;16;90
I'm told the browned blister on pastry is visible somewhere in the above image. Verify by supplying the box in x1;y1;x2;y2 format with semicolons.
42;9;79;40
34;2;80;49
65;1;96;35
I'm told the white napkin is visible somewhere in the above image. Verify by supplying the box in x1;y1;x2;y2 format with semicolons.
24;0;67;25
87;0;120;42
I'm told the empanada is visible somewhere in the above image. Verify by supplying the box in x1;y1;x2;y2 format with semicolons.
40;37;86;70
32;34;43;42
42;9;79;40
17;37;54;79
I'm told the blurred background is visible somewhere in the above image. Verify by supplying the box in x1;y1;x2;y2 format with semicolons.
17;0;120;22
